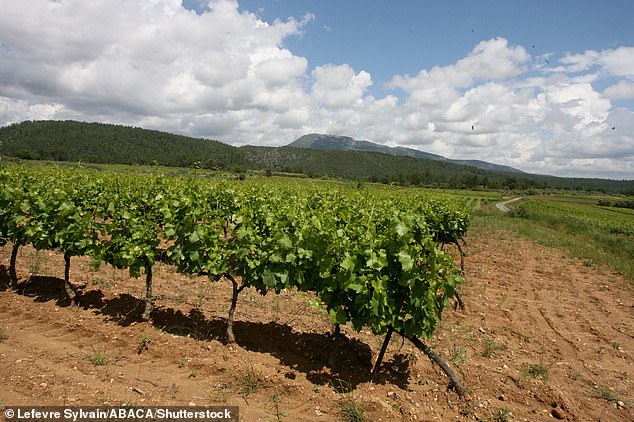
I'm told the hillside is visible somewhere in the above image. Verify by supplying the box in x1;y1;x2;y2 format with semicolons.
1;120;633;193
289;133;523;174
0;120;247;169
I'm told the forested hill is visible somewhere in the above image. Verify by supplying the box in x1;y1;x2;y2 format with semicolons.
1;120;633;194
0;120;244;169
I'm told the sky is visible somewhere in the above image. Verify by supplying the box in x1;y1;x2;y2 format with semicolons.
1;1;633;179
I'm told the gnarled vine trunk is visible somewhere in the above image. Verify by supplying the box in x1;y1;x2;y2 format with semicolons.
225;273;244;343
400;330;467;397
63;253;78;306
141;264;153;321
9;242;20;286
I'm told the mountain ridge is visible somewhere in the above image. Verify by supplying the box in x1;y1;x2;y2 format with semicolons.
288;133;523;174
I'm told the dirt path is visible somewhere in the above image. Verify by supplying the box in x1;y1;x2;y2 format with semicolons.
496;197;523;212
1;226;633;421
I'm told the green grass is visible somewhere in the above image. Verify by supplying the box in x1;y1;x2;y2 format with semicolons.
482;338;506;358
233;365;261;400
339;397;367;422
449;346;468;366
489;407;512;422
136;334;151;354
521;361;551;382
84;347;109;366
591;385;627;404
473;195;634;282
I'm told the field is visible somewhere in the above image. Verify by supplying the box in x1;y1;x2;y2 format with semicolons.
1;167;633;421
487;193;634;281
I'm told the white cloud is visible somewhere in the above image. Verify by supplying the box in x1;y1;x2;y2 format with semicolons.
558;46;634;77
603;80;634;100
0;1;632;178
311;64;373;108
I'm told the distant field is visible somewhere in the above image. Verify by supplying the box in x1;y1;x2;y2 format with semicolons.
478;193;634;282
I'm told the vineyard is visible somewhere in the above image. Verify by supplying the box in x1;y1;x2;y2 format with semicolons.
2;165;633;421
0;165;469;392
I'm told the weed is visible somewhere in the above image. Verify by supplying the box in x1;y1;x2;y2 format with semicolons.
0;325;7;342
505;327;531;342
177;357;187;368
268;388;288;422
616;371;629;381
449;346;468;367
28;250;46;275
233;364;261;400
583;259;594;267
209;383;231;404
489;407;512;422
610;341;623;350
193;282;210;310
89;257;101;272
84;347;108;366
521;361;551;382
91;277;111;289
459;405;474;417
136;334;151;354
591;385;625;404
482;338;505;358
567;370;582;381
169;383;179;400
188;366;199;378
339;397;366;422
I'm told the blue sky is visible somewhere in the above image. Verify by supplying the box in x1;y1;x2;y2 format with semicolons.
1;0;634;178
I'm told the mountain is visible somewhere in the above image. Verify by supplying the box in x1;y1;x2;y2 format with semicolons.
288;133;523;174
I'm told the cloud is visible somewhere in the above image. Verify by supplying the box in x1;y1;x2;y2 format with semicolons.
0;1;632;178
311;64;373;108
386;38;529;105
603;80;634;100
558;46;634;77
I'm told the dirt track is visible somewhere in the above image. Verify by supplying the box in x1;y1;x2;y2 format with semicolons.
1;224;632;421
495;198;523;213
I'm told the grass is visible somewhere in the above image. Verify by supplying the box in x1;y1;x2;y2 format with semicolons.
591;385;627;404
449;346;468;367
489;407;512;422
339;397;366;422
84;347;109;366
28;250;47;275
521;361;551;382
474;196;634;283
482;338;506;358
504;327;532;342
268;388;289;422
136;334;151;354
233;364;261;400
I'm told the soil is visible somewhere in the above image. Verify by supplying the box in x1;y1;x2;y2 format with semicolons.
1;224;632;421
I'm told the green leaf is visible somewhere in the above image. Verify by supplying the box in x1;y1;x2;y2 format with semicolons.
398;250;414;271
330;308;347;325
341;254;356;271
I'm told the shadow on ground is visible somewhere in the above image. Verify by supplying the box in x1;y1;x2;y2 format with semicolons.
2;269;411;390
